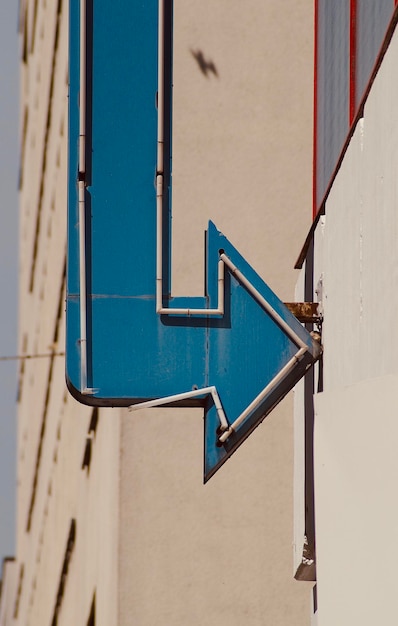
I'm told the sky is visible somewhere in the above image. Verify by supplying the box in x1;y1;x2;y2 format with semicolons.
0;0;19;564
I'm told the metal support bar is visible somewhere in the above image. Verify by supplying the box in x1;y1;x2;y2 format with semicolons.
284;302;322;324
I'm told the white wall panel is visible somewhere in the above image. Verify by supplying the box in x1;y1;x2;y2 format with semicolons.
314;376;398;625
312;23;398;626
319;28;398;391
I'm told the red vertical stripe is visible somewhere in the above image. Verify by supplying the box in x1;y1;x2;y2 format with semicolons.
313;0;319;220
349;0;357;125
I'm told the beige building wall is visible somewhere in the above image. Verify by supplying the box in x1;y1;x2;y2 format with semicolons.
1;1;314;624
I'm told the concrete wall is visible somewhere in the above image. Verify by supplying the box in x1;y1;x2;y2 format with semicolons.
1;1;315;624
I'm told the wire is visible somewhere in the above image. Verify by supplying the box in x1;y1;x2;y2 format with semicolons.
0;353;65;361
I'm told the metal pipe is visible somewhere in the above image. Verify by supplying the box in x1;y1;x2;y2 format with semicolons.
129;385;229;431
157;0;164;173
78;0;91;394
218;346;308;443
217;258;225;312
156;174;163;309
220;253;308;350
157;258;225;315
209;386;228;431
78;180;87;392
79;0;86;175
156;0;165;312
155;0;224;316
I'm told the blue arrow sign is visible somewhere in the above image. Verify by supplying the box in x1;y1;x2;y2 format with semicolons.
67;0;321;481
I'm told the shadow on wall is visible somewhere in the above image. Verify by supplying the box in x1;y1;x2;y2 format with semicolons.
190;48;219;78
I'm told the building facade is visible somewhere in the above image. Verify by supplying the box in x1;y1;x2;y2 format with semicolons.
1;1;315;624
295;3;398;624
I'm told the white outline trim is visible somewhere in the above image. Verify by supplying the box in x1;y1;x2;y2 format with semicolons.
220;254;307;351
78;0;94;395
129;386;229;432
155;0;224;316
218;347;308;442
